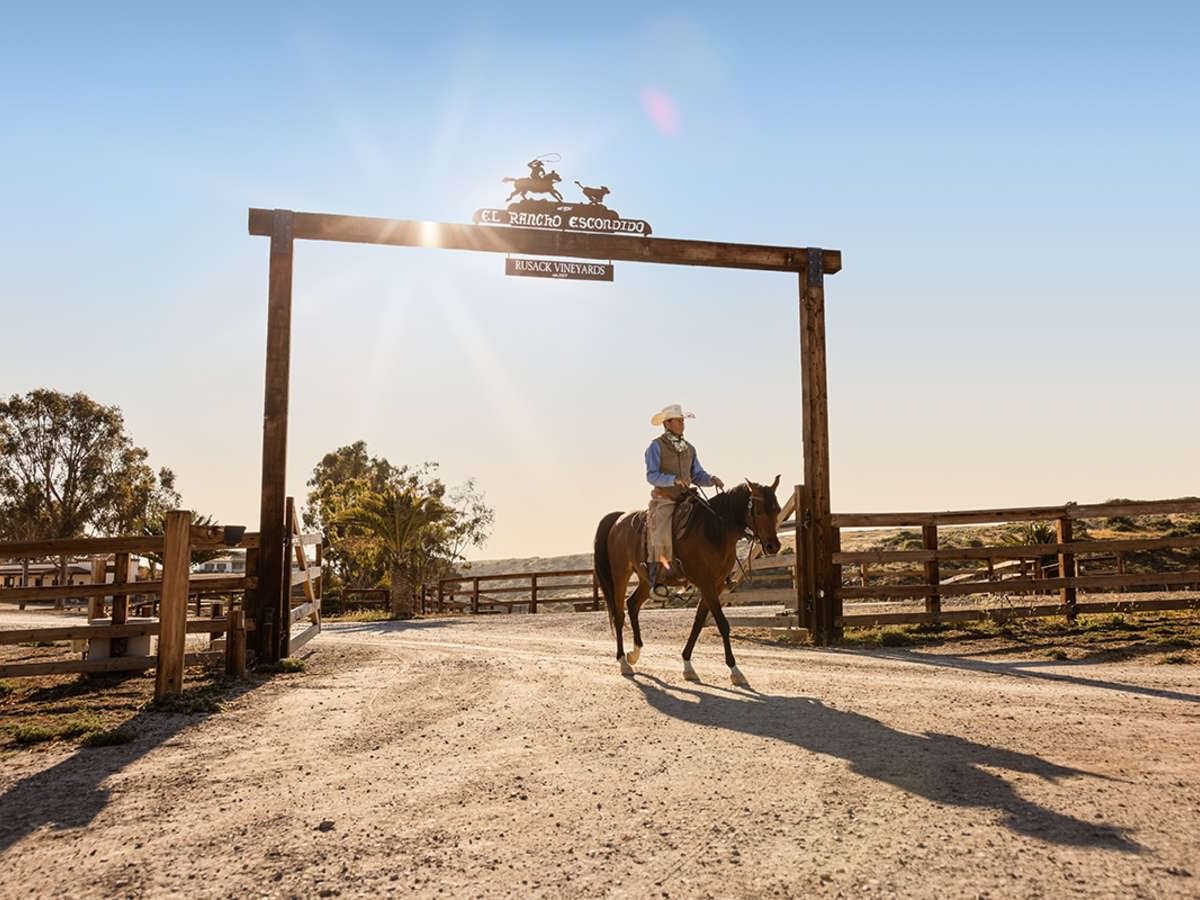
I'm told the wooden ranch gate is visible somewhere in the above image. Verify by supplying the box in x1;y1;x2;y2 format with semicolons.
246;208;842;658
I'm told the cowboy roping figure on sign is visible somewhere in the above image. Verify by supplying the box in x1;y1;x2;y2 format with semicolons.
502;154;564;203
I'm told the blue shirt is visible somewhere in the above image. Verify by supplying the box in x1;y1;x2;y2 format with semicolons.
645;439;716;489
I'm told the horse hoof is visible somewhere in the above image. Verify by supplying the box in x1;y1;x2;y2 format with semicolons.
730;665;749;687
682;661;700;682
620;657;635;677
626;646;641;666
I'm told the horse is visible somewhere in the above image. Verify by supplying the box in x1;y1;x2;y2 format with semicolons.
592;477;783;686
502;170;563;202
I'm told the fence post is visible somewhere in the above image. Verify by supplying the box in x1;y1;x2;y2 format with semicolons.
89;557;108;621
472;577;480;614
830;526;843;642
155;509;192;700
922;525;941;621
1058;516;1077;622
111;552;131;658
437;581;444;613
243;546;261;664
530;574;538;614
227;607;247;678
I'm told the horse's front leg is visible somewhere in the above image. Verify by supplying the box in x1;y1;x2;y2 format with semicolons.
704;588;749;687
626;579;650;666
681;598;709;682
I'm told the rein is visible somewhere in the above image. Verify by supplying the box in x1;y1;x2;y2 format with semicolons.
694;486;761;584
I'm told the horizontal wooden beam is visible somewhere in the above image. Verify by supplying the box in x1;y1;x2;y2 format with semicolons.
0;650;223;679
0;575;251;604
839;570;1200;599
289;602;314;624
289;623;321;654
831;496;1200;528
0;619;230;644
441;569;593;586
248;209;842;275
837;596;1199;627
290;566;322;587
0;531;260;559
832;506;1067;528
834;535;1200;565
1070;498;1200;518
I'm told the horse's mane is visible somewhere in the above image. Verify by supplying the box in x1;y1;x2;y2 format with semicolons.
677;484;751;546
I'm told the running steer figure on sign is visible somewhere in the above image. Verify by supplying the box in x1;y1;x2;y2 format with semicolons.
592;403;783;686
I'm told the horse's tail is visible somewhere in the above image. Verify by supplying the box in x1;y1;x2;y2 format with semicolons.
593;511;623;634
501;177;516;183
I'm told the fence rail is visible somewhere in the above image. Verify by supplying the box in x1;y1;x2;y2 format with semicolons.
815;495;1200;634
437;569;601;614
0;508;323;696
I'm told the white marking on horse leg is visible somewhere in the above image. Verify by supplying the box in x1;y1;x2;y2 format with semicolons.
626;646;640;666
682;660;700;682
620;656;635;676
730;664;749;687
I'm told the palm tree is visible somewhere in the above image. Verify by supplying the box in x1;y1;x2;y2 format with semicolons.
336;487;448;618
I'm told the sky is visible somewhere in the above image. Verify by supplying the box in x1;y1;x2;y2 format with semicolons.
1;2;1197;559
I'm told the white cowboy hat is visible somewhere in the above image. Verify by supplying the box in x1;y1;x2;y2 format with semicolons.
650;404;695;426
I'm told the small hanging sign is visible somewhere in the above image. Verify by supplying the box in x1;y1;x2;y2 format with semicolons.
505;257;614;282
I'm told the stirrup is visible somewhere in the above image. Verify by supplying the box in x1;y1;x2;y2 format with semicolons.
648;561;670;598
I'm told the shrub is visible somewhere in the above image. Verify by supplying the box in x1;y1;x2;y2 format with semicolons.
81;727;137;747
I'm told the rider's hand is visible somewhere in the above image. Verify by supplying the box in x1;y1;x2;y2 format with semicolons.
674;476;691;489
712;476;724;490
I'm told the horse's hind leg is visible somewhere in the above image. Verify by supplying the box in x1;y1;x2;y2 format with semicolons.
625;578;650;666
612;571;635;676
681;599;709;682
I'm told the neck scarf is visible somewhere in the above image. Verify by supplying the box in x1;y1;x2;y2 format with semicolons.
663;430;688;453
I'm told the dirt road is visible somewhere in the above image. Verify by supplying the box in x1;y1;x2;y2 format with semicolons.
1;608;1197;898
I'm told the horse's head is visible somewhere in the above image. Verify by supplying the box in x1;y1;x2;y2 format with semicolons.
548;170;562;183
744;475;783;554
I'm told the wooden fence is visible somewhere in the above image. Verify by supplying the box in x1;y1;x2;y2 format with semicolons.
0;508;324;697
437;570;602;614
814;497;1200;636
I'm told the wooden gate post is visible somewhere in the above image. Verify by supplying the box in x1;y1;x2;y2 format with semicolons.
155;510;192;700
530;574;539;614
793;484;814;629
799;252;834;644
1058;516;1077;622
254;209;295;664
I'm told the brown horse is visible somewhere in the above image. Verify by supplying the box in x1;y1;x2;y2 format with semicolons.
593;478;783;685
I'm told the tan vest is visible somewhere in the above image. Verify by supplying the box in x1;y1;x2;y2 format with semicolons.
655;434;695;500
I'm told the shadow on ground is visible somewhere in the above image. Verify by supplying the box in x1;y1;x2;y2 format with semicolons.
632;673;1140;852
0;675;267;856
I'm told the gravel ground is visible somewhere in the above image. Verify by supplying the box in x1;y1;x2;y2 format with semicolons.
1;607;1198;898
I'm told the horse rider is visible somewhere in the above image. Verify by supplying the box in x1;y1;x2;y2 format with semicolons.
645;404;724;596
527;158;547;181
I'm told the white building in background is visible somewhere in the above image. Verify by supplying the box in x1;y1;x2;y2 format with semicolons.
195;551;247;574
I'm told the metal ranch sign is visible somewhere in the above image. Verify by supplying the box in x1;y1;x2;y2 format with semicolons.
473;155;653;238
505;257;614;281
